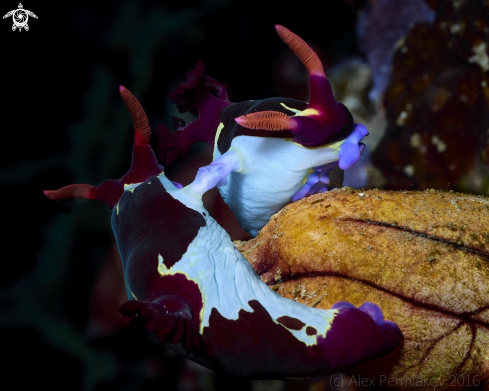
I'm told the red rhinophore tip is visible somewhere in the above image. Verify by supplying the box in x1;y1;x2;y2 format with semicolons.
119;85;151;145
235;111;297;131
274;25;325;78
43;184;96;201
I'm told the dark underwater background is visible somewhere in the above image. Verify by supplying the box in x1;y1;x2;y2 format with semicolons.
2;0;488;390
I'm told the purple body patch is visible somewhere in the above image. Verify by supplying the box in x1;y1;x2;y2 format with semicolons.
203;300;401;378
112;177;206;299
276;316;306;331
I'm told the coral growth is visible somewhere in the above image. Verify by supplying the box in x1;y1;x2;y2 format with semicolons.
237;188;489;390
372;0;489;192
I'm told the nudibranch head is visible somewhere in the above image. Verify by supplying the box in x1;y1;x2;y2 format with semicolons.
153;25;359;168
44;86;165;209
235;24;354;148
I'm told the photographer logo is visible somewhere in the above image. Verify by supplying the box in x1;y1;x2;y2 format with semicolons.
3;3;37;32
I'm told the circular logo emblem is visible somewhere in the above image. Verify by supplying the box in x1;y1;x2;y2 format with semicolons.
2;3;38;32
12;9;28;28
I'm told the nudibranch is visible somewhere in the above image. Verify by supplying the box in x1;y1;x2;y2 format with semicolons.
45;87;402;378
153;25;368;236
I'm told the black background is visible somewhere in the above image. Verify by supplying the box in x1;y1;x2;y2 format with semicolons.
1;0;361;390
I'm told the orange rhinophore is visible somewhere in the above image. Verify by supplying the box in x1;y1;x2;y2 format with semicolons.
43;184;96;201
274;24;325;78
235;111;297;131
119;85;151;145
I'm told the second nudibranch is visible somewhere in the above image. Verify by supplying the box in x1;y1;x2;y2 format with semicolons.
154;25;368;236
45;87;402;378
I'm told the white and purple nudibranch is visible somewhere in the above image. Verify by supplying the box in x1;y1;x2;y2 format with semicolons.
45;87;402;379
154;25;368;236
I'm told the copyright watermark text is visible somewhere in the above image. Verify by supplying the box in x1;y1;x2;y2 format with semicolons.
330;374;481;388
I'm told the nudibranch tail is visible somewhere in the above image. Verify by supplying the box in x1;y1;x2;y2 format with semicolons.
43;86;164;209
